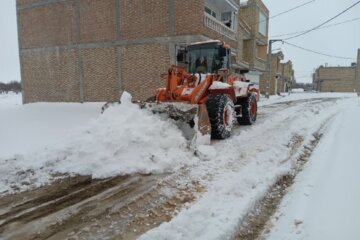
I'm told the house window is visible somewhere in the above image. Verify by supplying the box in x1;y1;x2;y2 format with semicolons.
221;11;233;29
205;6;216;18
258;10;267;36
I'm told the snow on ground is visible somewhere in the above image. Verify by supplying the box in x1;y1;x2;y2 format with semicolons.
264;101;360;240
0;92;22;110
258;92;356;107
0;92;196;194
0;92;102;158
140;94;358;240
1;91;359;239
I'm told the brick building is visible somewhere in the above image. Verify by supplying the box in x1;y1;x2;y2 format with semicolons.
17;0;269;103
279;60;295;93
259;51;295;95
313;49;360;92
239;0;269;86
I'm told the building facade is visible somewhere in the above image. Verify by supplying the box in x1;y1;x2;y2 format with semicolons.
17;0;269;103
259;51;295;95
313;49;360;93
239;0;268;87
279;60;295;93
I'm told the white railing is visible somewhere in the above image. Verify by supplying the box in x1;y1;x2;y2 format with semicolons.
204;14;236;40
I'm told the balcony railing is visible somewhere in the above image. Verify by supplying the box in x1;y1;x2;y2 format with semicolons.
204;14;236;40
254;57;267;71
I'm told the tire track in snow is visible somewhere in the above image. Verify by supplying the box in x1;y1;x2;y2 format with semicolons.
234;116;334;240
0;98;344;240
139;98;344;240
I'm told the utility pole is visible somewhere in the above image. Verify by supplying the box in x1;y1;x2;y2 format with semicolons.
266;39;283;98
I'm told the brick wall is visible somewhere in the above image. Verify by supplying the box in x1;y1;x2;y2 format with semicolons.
120;0;170;40
236;29;244;64
259;53;286;95
80;0;116;43
81;48;119;101
17;0;267;103
17;0;43;5
18;1;77;49
316;67;356;92
256;45;267;59
121;44;170;100
239;0;268;72
259;74;276;95
21;49;81;103
174;0;204;35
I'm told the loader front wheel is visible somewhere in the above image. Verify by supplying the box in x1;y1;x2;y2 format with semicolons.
237;93;257;125
206;94;235;139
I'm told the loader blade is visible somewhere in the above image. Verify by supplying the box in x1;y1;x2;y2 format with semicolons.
144;102;211;145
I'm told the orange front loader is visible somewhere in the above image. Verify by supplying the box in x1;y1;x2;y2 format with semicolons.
145;40;259;143
146;65;236;142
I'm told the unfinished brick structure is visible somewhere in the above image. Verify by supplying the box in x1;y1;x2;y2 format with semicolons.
313;49;360;93
259;51;295;95
17;0;269;103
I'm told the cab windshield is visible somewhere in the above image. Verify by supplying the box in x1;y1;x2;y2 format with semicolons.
188;48;227;74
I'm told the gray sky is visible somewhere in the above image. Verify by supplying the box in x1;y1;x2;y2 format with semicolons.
263;0;360;83
0;0;359;83
0;1;19;83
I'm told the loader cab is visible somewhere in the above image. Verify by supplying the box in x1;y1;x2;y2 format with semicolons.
182;41;231;74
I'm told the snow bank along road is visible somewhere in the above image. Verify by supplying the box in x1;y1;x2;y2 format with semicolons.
263;101;360;240
0;93;357;239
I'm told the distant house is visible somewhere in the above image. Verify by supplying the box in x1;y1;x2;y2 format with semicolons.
259;51;295;95
313;49;360;93
17;0;270;103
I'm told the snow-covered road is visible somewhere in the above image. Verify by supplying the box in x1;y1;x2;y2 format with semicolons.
264;102;360;240
0;92;359;240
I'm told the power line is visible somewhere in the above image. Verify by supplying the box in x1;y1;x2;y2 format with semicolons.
271;17;360;38
283;41;356;60
245;0;316;27
270;0;316;20
295;75;313;79
284;1;360;40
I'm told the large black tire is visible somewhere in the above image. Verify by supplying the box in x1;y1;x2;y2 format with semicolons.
236;93;257;125
206;94;235;139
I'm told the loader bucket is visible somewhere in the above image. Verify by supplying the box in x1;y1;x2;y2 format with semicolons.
143;102;211;145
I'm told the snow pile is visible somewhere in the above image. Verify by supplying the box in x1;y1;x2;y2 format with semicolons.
54;92;194;177
209;81;231;89
0;92;196;194
291;88;305;93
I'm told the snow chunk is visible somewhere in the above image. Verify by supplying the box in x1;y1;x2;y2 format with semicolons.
209;81;231;90
120;91;132;105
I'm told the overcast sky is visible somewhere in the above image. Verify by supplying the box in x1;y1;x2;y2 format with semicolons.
0;1;19;83
0;0;359;83
263;0;360;83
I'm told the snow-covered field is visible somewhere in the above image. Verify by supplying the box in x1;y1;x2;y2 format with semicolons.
0;92;359;239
